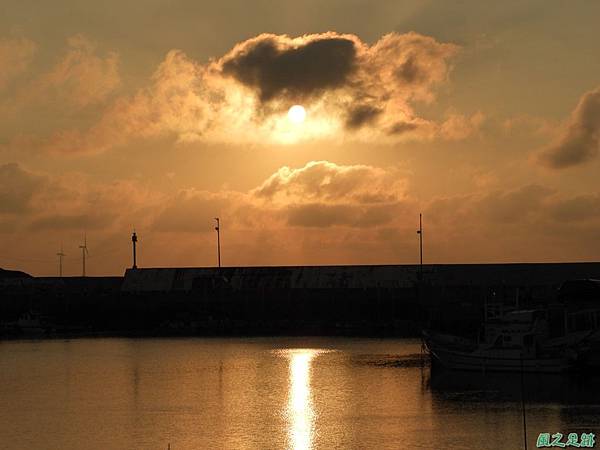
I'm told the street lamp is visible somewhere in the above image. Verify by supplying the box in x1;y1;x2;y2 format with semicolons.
417;213;423;278
214;217;221;268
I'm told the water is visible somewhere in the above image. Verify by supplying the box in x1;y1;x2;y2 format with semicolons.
1;338;599;449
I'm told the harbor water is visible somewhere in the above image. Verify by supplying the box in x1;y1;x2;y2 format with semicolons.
1;338;598;449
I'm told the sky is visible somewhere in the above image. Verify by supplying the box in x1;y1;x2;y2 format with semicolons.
1;0;600;276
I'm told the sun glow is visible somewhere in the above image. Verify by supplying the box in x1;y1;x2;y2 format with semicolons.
288;105;306;124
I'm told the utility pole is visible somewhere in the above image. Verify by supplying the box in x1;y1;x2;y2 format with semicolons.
79;234;89;277
417;213;423;279
214;217;221;268
56;245;65;277
131;230;138;269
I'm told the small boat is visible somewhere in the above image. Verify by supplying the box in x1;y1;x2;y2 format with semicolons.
423;310;579;373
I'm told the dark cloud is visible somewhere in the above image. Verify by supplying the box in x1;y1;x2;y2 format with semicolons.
395;56;423;84
220;34;357;103
0;163;45;213
538;87;600;168
345;104;383;129
387;121;419;135
478;184;553;223
426;185;556;232
549;194;600;222
217;32;458;134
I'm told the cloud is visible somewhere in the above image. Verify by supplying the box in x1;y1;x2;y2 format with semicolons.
254;160;410;228
42;34;121;108
151;161;410;232
387;121;420;135
0;165;160;233
252;160;405;205
0;163;46;213
425;184;600;246
427;184;556;229
217;31;459;131
5;160;600;273
152;189;240;233
286;203;397;228
26;31;463;154
549;194;600;222
41;49;209;154
502;114;555;136
220;33;358;103
151;169;600;238
138;163;600;264
438;111;485;141
537;86;600;168
476;184;554;223
0;36;36;90
345;104;383;129
0;34;120;127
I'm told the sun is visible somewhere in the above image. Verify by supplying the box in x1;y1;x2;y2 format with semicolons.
288;105;306;124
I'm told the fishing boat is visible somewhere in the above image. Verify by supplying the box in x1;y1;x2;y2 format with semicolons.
423;309;580;373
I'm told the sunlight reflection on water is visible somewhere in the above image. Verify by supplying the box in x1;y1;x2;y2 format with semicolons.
274;349;333;450
1;339;598;450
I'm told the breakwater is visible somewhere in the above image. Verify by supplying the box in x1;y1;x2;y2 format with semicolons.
2;263;600;337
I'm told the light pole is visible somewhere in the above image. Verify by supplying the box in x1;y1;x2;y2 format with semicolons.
417;213;423;278
214;217;221;268
131;230;138;269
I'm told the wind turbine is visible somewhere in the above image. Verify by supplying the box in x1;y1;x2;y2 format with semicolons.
56;244;65;277
79;234;89;277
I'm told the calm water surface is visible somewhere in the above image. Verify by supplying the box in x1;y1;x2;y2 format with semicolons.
1;337;599;449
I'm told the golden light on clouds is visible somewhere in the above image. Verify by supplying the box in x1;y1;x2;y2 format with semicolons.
2;2;600;275
14;31;465;154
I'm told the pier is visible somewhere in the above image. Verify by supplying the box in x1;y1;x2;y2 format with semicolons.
2;262;600;337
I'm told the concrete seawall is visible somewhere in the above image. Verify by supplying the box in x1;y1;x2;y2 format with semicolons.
2;262;600;337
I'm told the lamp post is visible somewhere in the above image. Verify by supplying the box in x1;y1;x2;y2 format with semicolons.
214;217;221;268
417;213;423;279
131;230;138;269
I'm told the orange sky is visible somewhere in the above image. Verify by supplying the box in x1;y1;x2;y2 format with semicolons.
1;1;600;276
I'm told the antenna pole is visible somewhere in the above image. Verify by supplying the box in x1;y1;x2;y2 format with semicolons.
417;213;423;279
132;231;138;269
214;218;221;268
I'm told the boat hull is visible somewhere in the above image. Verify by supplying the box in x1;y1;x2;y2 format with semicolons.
428;345;573;373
